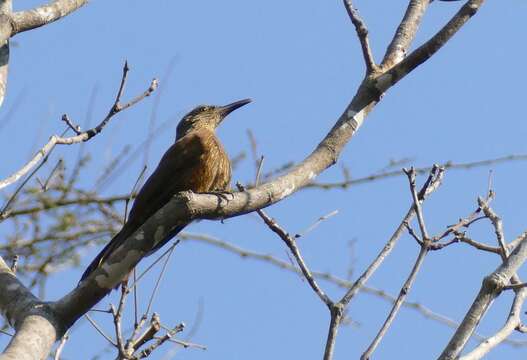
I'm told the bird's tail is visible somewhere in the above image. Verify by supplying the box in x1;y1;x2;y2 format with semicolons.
79;228;128;283
79;224;187;284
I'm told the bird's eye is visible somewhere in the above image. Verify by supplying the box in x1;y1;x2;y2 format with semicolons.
194;106;208;114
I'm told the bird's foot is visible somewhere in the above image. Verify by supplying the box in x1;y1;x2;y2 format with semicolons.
200;190;234;202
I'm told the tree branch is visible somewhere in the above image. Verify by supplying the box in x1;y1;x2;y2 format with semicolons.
379;0;485;92
0;256;58;360
459;288;527;360
0;0;11;107
381;0;430;68
0;0;88;45
439;232;527;359
343;0;377;73
306;154;527;190
0;64;157;190
180;232;527;348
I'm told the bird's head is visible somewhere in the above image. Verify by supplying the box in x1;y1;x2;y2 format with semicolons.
176;98;251;139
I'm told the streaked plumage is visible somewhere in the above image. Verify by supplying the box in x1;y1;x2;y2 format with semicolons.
80;99;251;283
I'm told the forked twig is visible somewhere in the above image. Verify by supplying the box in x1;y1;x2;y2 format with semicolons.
343;0;377;72
0;62;157;191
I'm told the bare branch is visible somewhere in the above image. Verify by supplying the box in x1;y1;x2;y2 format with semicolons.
255;206;333;308
53;331;69;360
0;255;57;359
136;323;185;359
307;154;527;190
0;0;11;107
0;152;50;219
180;232;527;347
405;168;430;240
381;0;430;67
380;0;485;91
342;0;377;73
459;288;527;360
439;232;527;359
84;314;116;347
361;169;435;360
339;165;443;306
453;233;500;254
128;313;161;353
10;1;88;40
478;197;508;256
0;63;157;190
144;244;176;316
504;283;527;291
295;210;339;239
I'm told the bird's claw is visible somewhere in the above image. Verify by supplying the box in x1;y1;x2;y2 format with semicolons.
201;190;234;202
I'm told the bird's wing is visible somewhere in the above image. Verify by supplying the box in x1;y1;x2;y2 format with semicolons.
126;132;207;230
79;132;207;283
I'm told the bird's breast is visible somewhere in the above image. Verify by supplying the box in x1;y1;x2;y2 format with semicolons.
187;130;231;193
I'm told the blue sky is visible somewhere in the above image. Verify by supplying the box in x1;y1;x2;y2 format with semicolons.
2;1;527;359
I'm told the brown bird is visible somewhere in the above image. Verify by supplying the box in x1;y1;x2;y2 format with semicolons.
80;98;251;282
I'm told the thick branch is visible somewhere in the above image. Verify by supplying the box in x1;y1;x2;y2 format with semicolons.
379;0;485;92
381;0;429;67
0;257;58;360
439;232;527;359
0;0;88;45
459;288;527;360
55;0;485;329
0;0;11;107
0;3;489;358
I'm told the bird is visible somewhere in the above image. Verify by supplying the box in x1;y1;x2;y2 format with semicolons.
80;98;251;283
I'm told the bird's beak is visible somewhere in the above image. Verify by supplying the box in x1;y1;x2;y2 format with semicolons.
219;98;252;119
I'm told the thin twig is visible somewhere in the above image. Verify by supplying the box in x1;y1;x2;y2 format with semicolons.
295;210;339;239
255;155;264;187
478;197;508;257
257;207;333;308
0;62;157;190
503;283;527;291
167;338;207;350
111;296;127;356
179;232;527;347
125;165;148;224
322;166;444;360
128;241;180;291
61;114;81;135
361;246;429;360
10;255;18;274
238;182;332;307
0;154;50;219
2;193;134;219
360;168;433;360
133;268;138;333
54;331;69;360
84;314;116;346
404;167;430;240
144;244;176;316
343;0;377;73
339;165;443;306
136;323;185;359
37;158;64;191
452;232;500;254
129;313;161;353
307;154;527;190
